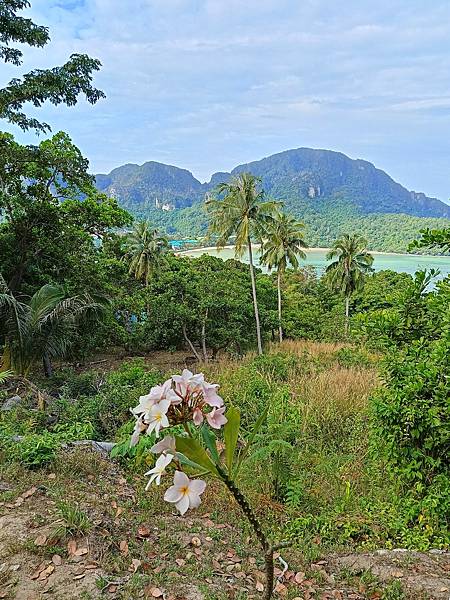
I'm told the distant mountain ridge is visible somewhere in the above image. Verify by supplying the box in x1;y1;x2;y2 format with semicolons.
95;147;450;219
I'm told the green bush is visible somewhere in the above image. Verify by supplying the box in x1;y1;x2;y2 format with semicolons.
334;347;376;369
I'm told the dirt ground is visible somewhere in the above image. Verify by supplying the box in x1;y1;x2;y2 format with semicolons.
0;450;449;600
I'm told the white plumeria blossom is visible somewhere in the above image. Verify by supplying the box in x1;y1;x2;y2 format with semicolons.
172;368;205;397
164;471;206;515
144;453;173;489
146;398;171;437
132;379;172;416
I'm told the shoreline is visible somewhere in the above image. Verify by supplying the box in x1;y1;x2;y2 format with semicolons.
176;244;437;258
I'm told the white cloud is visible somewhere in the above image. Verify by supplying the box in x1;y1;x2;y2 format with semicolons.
2;0;450;198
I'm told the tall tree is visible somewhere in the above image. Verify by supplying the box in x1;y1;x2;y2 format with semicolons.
0;132;131;293
206;172;279;354
326;234;374;335
260;213;308;342
0;274;103;376
125;221;170;285
0;0;104;132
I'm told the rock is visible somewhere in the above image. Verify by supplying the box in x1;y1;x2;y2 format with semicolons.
1;395;22;411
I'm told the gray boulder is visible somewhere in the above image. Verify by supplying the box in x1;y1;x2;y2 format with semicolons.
1;395;23;411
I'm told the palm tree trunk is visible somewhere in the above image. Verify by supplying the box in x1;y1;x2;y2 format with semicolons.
43;353;53;378
277;270;283;343
248;237;263;355
345;296;350;336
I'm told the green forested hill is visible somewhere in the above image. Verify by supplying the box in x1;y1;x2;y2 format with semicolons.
95;148;450;251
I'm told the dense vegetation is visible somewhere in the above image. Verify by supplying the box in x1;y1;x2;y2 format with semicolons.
0;3;448;599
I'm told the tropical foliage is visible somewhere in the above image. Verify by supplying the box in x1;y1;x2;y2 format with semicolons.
206;172;280;354
260;213;308;341
326;234;374;334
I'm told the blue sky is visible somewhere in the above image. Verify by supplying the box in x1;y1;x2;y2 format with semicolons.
3;0;450;201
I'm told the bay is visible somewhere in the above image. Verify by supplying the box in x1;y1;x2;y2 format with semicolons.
180;246;450;279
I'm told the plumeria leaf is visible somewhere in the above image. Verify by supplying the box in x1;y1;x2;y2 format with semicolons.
235;405;269;475
175;436;218;476
175;452;205;471
224;407;240;474
201;424;219;463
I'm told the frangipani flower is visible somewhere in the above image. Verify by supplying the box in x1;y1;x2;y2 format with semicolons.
172;369;205;398
202;382;224;408
164;471;206;515
146;399;171;437
206;406;228;429
150;435;176;455
132;379;173;416
144;453;173;489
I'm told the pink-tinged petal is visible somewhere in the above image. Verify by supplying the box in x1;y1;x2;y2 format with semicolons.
164;485;183;503
192;407;204;426
189;479;206;495
173;470;190;487
175;494;190;515
206;407;228;429
166;389;182;405
151;435;176;454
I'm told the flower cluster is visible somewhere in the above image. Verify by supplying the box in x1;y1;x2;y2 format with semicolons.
130;369;227;515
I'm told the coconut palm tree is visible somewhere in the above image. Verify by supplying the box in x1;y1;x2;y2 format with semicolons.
260;213;308;342
206;172;280;355
125;221;169;285
325;234;374;335
0;274;104;377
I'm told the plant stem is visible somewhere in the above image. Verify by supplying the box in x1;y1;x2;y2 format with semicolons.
216;464;281;600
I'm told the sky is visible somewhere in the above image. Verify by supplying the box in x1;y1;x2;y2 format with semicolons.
2;0;450;201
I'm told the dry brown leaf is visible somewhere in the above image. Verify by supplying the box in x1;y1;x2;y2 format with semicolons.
34;535;47;547
67;540;77;556
392;570;404;578
137;525;151;538
73;573;85;580
21;487;37;499
274;582;287;595
74;547;88;557
52;555;62;566
151;588;163;598
256;581;264;592
129;558;142;573
48;473;56;480
30;562;47;580
108;585;117;594
38;564;55;580
119;540;129;556
295;571;306;584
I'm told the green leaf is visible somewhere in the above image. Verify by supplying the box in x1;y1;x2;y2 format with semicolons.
224;407;240;474
175;436;218;476
235;405;269;475
201;425;219;463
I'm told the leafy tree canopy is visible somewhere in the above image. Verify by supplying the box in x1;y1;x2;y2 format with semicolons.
0;0;104;132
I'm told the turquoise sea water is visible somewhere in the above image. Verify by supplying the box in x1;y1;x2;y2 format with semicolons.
181;247;450;279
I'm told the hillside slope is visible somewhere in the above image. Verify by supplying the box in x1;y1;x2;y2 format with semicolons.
95;147;450;251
